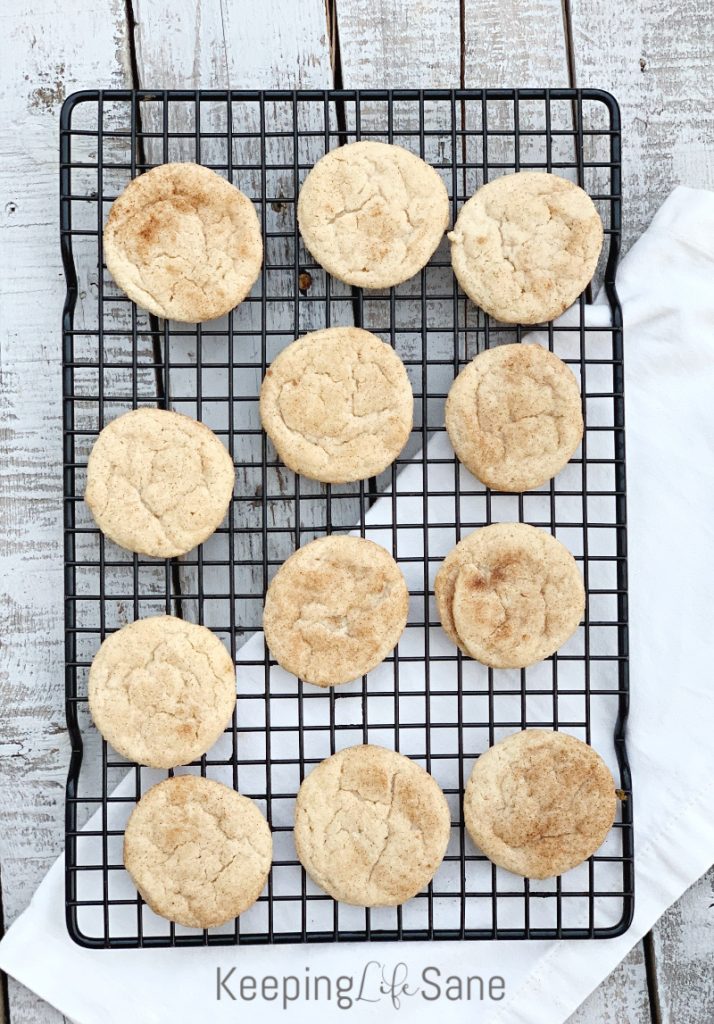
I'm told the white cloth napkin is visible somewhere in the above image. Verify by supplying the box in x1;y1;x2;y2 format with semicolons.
2;185;713;1024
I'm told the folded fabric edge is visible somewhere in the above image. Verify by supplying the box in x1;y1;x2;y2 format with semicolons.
641;186;714;261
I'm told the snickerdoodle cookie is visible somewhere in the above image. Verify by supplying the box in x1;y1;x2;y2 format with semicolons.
104;162;263;322
464;730;617;878
445;343;583;491
448;172;603;323
298;141;450;288
260;327;413;483
294;744;451;906
124;776;272;928
435;523;585;668
85;407;234;558
263;535;409;687
89;616;236;769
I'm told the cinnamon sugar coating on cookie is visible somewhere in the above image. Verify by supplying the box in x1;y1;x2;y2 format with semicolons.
104;162;262;322
298;141;449;289
435;523;584;668
124;776;271;928
260;327;413;483
446;343;583;491
89;616;236;769
449;172;602;324
294;745;451;905
464;730;617;878
85;407;235;558
263;536;409;687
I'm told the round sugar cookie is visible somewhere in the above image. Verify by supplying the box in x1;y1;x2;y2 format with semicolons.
124;776;272;928
298;140;449;288
435;523;585;668
294;744;451;906
89;615;236;769
263;535;409;687
445;343;583;491
104;162;263;322
448;171;603;324
85;407;235;558
260;327;413;483
464;730;617;878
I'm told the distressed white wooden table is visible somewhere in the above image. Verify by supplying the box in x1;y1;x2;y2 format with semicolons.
1;1;713;1021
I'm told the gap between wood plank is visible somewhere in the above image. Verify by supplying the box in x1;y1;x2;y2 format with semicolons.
559;0;592;306
123;0;186;616
124;0;142;91
644;930;664;1024
459;0;466;89
560;0;577;89
325;0;342;88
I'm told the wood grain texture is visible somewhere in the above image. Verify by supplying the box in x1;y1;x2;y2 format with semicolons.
336;0;460;87
134;0;332;87
461;0;574;185
570;0;714;254
651;865;714;1023
462;0;569;86
0;3;130;1021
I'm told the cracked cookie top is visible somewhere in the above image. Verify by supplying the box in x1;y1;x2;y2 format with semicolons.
294;744;451;906
260;327;413;483
435;523;585;668
89;615;236;769
448;172;603;324
263;535;409;687
85;407;235;558
104;162;263;322
124;775;271;928
464;730;617;879
297;141;450;289
445;343;583;491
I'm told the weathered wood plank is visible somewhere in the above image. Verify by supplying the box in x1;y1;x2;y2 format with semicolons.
651;866;714;1024
463;0;569;86
0;2;131;1020
130;0;344;647
135;0;332;87
0;982;66;1024
0;0;131;905
569;0;714;255
461;0;574;200
336;0;460;87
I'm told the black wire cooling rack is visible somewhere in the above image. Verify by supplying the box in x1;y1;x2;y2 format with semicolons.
61;88;633;948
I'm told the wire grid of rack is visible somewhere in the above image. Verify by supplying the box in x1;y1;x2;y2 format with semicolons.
61;88;633;948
